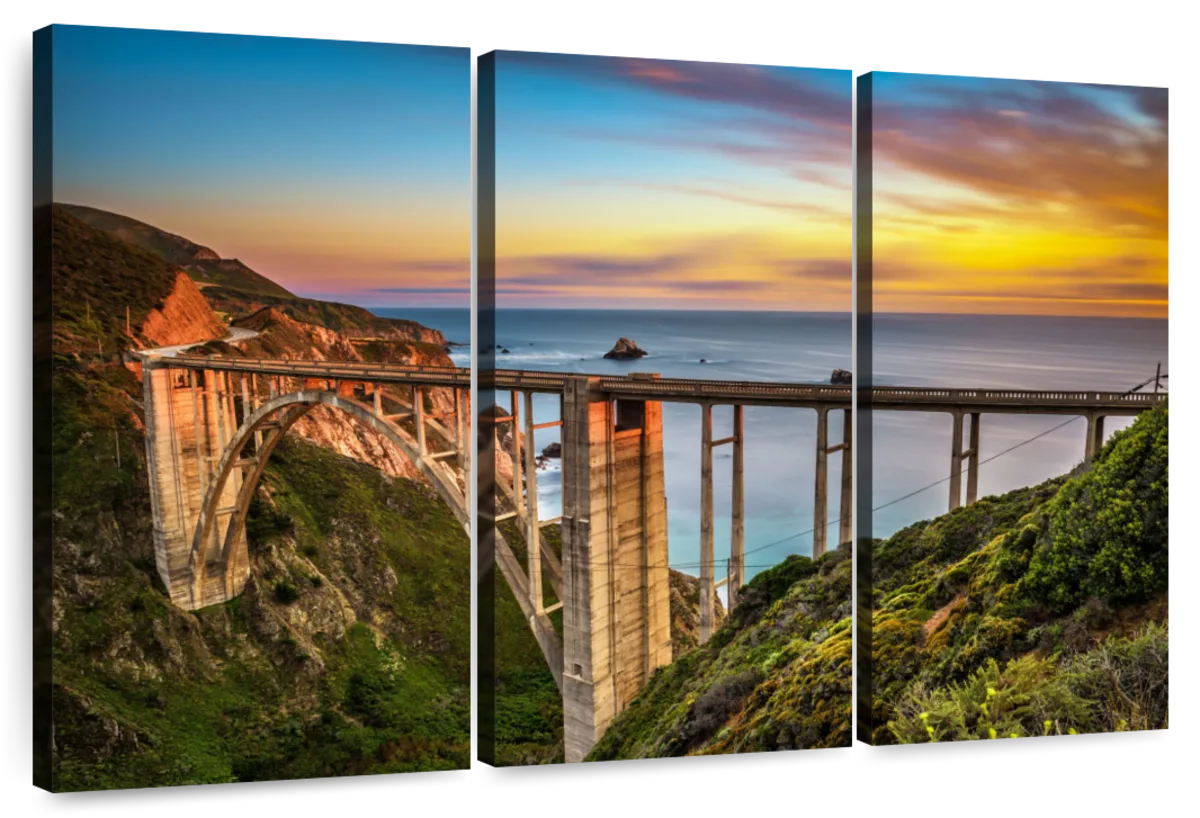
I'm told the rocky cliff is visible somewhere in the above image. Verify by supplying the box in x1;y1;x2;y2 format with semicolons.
222;307;459;485
139;272;228;348
224;293;448;346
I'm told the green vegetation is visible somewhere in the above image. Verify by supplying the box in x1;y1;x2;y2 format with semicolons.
51;206;179;355
63;203;294;297
869;404;1168;744
52;427;471;790
511;427;1163;757
490;522;565;765
588;547;852;759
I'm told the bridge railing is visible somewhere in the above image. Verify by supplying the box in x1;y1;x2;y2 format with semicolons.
597;377;850;402
173;358;1164;409
162;355;471;385
870;387;1164;407
171;354;465;372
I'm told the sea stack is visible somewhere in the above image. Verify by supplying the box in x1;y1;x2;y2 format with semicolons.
831;368;852;385
604;336;649;359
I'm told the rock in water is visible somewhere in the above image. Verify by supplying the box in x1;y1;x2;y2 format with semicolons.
542;441;562;458
831;368;852;385
604;336;649;359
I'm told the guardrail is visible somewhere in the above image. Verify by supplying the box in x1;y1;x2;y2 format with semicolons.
158;359;1165;412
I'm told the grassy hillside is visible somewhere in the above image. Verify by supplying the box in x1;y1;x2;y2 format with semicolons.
588;546;852;759
592;403;1171;758
63;203;294;298
51;207;181;356
52;432;470;790
869;403;1168;744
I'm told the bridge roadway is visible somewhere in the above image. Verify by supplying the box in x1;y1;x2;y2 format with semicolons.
169;359;1163;416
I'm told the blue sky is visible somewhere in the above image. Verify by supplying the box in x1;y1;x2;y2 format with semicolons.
493;51;853;310
52;25;470;306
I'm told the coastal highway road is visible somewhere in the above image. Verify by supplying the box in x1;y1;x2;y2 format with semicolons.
138;325;259;358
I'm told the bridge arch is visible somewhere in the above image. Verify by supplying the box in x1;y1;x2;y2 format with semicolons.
186;388;469;609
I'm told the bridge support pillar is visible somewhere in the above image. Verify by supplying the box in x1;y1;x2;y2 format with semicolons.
949;410;964;511
1085;413;1106;463
524;391;543;615
838;408;852;547
813;407;829;558
699;403;714;643
561;377;670;762
143;362;248;609
729;405;745;610
965;412;981;505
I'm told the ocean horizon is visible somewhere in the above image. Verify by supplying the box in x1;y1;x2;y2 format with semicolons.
369;306;1166;584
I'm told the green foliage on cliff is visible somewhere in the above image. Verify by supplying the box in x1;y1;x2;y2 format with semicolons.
869;404;1168;744
489;521;565;766
62;203;294;298
517;405;1168;758
588;546;853;760
52;428;471;791
50;206;179;355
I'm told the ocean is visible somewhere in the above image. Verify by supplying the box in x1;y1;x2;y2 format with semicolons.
372;308;1167;584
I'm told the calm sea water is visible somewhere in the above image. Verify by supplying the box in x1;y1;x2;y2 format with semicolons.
371;308;1167;581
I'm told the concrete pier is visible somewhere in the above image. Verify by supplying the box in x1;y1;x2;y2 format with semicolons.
729;404;745;610
561;377;671;763
142;356;471;610
144;364;248;609
699;403;714;643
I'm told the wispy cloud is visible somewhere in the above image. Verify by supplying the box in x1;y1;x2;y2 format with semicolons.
875;80;1167;238
498;235;851;309
371;286;471;294
502;53;849;127
572;177;848;218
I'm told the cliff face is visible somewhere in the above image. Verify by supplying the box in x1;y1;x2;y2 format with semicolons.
224;294;449;346
669;571;727;654
139;272;227;348
229;307;460;484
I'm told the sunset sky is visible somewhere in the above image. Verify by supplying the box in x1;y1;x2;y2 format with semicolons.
52;37;1163;318
494;52;852;310
870;72;1168;318
53;26;469;307
496;56;1171;314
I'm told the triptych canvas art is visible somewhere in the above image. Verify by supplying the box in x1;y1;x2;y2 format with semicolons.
33;24;1168;792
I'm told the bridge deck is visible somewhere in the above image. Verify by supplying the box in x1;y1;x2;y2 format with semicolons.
150;354;471;388
151;358;1163;415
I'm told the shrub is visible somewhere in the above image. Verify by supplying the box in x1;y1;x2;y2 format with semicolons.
273;580;300;605
1022;404;1167;613
687;671;761;743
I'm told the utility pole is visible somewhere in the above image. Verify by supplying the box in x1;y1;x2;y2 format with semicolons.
1154;361;1162;395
